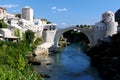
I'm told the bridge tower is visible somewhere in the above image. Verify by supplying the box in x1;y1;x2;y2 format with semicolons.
102;11;118;36
42;24;57;43
93;11;118;46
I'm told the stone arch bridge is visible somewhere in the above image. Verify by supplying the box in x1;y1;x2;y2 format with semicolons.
51;26;94;48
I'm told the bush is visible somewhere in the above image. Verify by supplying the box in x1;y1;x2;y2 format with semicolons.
0;41;44;80
25;30;35;44
0;20;7;28
34;37;44;45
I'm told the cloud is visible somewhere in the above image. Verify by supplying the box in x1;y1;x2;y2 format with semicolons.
51;7;57;10
0;4;19;8
57;8;67;12
51;6;68;13
61;22;67;26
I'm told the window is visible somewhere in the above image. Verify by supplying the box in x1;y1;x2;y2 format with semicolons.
35;23;38;25
108;14;110;16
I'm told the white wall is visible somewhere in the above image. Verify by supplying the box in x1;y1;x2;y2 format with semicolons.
106;22;118;36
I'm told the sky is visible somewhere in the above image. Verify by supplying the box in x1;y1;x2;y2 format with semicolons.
0;0;120;28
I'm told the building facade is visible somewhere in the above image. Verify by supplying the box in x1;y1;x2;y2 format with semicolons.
21;6;33;22
34;19;43;37
0;7;15;20
42;24;57;42
92;11;118;45
0;7;6;20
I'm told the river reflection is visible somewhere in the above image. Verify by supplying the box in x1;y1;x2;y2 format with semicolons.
34;44;100;80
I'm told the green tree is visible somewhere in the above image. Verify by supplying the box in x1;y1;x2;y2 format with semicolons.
25;30;35;44
16;54;26;71
15;14;21;18
14;29;20;37
0;40;43;80
0;21;7;28
47;21;51;24
34;37;44;45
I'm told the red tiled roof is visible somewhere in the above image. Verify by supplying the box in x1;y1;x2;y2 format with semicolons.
0;7;6;10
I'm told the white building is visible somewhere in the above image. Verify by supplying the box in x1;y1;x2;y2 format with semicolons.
0;6;56;41
42;24;57;42
18;18;43;37
102;11;118;36
43;23;57;31
21;6;33;22
0;7;6;20
34;19;42;26
0;7;15;20
34;19;43;37
93;11;118;45
0;28;19;42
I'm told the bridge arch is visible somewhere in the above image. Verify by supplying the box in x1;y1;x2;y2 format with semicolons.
53;26;92;48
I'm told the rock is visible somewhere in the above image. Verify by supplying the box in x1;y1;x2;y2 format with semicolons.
46;63;51;65
40;74;50;78
28;60;41;65
28;57;41;65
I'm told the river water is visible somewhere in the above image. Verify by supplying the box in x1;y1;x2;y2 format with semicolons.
34;44;101;80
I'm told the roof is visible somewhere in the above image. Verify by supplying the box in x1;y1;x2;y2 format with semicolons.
5;36;19;39
1;28;12;32
0;7;6;10
11;24;22;29
0;34;3;36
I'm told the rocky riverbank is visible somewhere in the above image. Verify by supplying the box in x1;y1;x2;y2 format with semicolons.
86;33;120;80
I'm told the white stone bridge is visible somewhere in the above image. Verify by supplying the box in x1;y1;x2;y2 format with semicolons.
51;25;94;48
43;25;119;50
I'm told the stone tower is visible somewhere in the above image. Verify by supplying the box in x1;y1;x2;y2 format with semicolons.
102;11;118;36
21;6;33;22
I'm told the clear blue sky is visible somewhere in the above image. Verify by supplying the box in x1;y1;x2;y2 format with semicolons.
0;0;120;28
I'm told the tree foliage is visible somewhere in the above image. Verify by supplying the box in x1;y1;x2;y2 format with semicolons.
47;21;52;24
0;20;7;28
14;29;20;37
63;28;89;43
34;37;44;45
15;14;21;18
25;30;35;44
0;39;44;80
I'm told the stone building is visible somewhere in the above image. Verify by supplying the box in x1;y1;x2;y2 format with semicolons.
93;11;118;45
0;7;15;20
21;6;33;22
